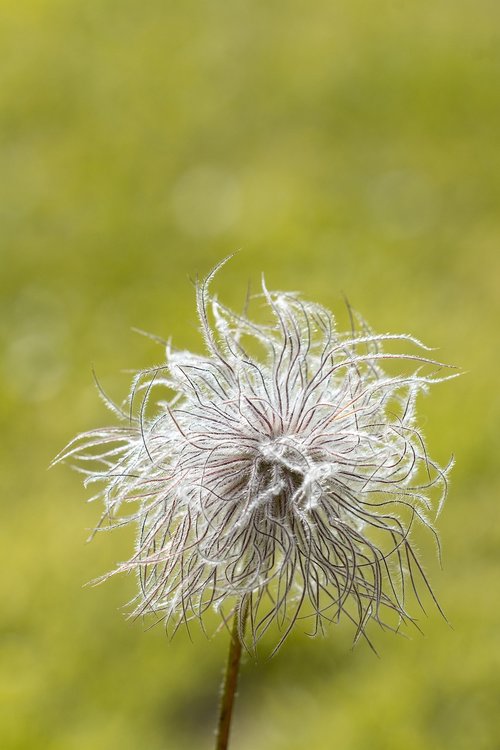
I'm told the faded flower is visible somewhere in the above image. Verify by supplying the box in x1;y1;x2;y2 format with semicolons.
56;262;454;651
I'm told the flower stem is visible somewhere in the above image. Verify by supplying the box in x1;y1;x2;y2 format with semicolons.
215;604;246;750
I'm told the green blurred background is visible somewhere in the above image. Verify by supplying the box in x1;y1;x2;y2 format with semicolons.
1;0;499;748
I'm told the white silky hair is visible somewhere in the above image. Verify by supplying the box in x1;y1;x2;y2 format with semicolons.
55;260;456;652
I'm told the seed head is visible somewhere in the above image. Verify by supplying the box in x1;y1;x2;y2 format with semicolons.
56;260;455;652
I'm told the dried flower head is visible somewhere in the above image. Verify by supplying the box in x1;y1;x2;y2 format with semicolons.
56;260;454;652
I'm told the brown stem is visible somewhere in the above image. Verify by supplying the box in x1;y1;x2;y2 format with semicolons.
215;604;247;750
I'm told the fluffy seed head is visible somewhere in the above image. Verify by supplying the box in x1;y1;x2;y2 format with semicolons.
56;260;455;652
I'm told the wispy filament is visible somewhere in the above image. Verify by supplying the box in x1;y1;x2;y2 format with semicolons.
55;261;455;652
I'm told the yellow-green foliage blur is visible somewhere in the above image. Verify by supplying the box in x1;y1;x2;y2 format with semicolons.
1;1;499;748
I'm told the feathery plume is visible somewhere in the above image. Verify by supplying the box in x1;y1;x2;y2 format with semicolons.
55;260;455;652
